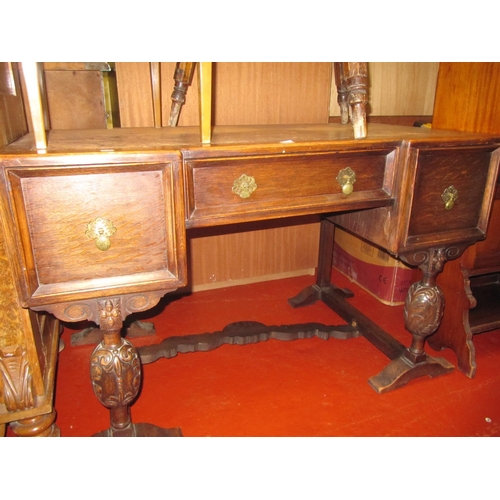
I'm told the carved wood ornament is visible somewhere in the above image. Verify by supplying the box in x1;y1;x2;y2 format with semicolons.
0;345;35;412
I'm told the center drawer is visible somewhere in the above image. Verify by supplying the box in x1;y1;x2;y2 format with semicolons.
184;149;397;226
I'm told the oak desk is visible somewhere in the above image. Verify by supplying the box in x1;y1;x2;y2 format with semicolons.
1;123;499;436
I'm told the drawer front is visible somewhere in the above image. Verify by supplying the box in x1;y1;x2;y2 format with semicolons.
7;162;186;304
185;150;396;225
406;147;497;244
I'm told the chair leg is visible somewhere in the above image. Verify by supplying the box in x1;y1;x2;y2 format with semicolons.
334;62;368;139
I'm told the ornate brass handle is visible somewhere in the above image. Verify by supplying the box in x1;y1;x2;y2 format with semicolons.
336;167;356;195
86;217;117;251
441;185;458;210
232;174;257;199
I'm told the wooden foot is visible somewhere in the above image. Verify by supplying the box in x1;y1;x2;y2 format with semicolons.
368;352;454;394
94;423;182;437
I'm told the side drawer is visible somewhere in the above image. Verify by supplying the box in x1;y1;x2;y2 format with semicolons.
405;146;500;247
185;149;397;226
6;161;187;307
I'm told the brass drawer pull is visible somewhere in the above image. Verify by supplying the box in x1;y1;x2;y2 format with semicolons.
232;174;257;199
336;167;356;195
441;185;458;210
86;217;117;251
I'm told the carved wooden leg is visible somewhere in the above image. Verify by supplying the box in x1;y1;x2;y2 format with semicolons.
9;409;60;437
333;63;368;139
334;62;350;125
168;62;196;127
345;62;368;140
291;221;457;393
0;423;5;436
90;298;182;437
368;247;458;393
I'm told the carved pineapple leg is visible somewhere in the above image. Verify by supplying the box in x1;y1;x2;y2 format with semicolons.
90;298;182;437
9;409;60;437
368;247;457;393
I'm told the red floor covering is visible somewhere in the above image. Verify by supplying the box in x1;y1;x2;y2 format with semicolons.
7;269;500;439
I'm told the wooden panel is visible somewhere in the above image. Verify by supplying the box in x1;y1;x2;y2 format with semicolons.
330;62;439;117
188;218;320;291
0;63;27;148
433;63;500;134
44;70;107;129
214;62;331;125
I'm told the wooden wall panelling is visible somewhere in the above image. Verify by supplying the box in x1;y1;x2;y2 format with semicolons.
115;63;331;290
213;62;332;125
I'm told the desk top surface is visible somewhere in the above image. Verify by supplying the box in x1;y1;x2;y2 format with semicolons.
2;124;499;159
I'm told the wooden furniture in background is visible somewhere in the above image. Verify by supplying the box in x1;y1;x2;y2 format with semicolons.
428;62;500;376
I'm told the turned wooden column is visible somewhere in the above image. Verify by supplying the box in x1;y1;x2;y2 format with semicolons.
400;246;470;359
90;298;141;437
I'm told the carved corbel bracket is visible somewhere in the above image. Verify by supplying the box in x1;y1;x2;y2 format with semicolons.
0;345;35;412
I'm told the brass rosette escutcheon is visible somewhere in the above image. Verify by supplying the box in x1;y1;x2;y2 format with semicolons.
336;167;356;195
86;217;117;251
232;174;257;199
441;185;458;210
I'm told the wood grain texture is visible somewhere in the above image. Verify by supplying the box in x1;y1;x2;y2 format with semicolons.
44;70;107;129
433;62;500;134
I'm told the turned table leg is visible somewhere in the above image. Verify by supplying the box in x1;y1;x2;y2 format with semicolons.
90;298;182;437
368;247;462;393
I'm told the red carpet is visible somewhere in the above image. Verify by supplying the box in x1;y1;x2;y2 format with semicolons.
8;269;499;438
